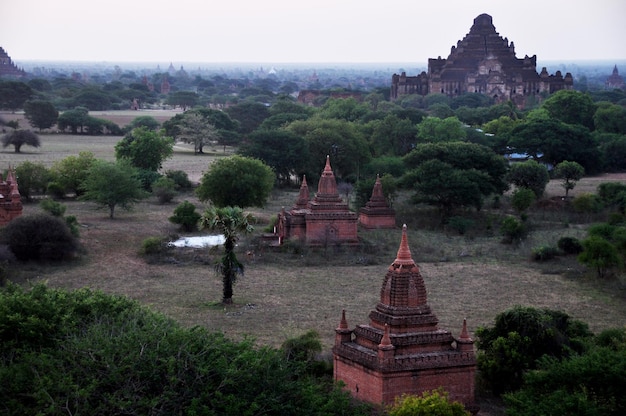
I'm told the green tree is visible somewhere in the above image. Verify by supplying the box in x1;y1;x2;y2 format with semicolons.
593;103;626;134
366;114;417;156
69;88;115;111
115;127;174;171
151;176;176;204
417;116;467;143
49;151;96;197
13;161;50;202
57;107;90;134
542;89;597;129
23;100;59;131
402;142;509;217
125;115;160;132
0;81;33;111
511;187;536;215
507;160;549;198
387;389;470;416
578;236;622;279
318;97;369;122
169;200;201;232
196;155;275;208
79;160;148;218
238;129;309;185
554;160;585;198
224;101;271;134
176;112;220;154
199;206;254;304
165;91;198;110
1;129;40;153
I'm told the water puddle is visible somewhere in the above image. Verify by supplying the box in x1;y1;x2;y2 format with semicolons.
168;235;225;248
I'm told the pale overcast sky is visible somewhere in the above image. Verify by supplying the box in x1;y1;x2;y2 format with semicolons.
1;0;624;64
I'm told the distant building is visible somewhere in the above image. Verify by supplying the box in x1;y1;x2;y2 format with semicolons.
0;47;26;78
605;65;625;89
390;14;573;108
0;167;23;226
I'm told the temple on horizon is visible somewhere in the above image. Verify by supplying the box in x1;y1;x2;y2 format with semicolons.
390;14;573;108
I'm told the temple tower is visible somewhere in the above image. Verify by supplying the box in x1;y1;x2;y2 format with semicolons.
0;166;23;225
333;225;476;410
359;175;396;229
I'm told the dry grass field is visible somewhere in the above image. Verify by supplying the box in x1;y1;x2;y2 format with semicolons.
2;111;626;414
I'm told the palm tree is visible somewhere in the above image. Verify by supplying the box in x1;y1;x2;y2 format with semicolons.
199;206;254;304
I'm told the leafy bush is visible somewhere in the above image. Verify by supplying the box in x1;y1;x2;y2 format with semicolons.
447;216;474;235
151;176;177;204
572;192;603;213
0;284;371;416
511;187;535;214
165;169;193;190
532;245;559;261
169;200;201;232
387;389;470;416
14;161;51;201
500;216;526;244
39;198;66;217
578;236;621;278
0;213;78;261
476;306;592;395
140;236;166;255
557;236;583;255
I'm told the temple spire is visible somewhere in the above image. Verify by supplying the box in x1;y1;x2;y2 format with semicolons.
393;224;415;267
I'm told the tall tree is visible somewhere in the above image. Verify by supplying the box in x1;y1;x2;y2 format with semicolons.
1;130;40;153
79;160;148;218
165;91;198;110
542;89;597;130
224;101;271;134
0;81;33;111
199;206;254;304
177;112;220;154
554;160;585;198
507;160;550;198
23;100;59;131
115;127;174;171
196;155;274;208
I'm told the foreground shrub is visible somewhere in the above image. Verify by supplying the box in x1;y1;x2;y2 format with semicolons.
169;200;201;232
476;306;592;395
0;284;370;416
578;236;622;278
0;213;78;261
165;169;193;190
557;236;583;255
500;216;526;244
140;236;166;256
151;176;176;203
14;161;50;201
39;198;66;217
387;389;470;416
572;192;603;214
531;245;559;261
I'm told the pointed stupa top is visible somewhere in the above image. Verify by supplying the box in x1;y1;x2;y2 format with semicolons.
293;175;310;210
337;309;349;330
392;224;416;268
459;318;471;341
317;155;338;196
372;175;384;199
378;324;393;349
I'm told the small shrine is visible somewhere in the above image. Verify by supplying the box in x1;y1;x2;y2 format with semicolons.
358;175;396;229
276;156;358;246
0;167;23;226
333;225;477;411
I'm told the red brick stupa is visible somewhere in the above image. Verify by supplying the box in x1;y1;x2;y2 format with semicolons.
277;156;358;246
359;175;396;229
0;167;23;225
333;225;476;410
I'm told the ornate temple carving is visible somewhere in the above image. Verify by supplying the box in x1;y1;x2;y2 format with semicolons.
390;14;573;108
333;225;477;411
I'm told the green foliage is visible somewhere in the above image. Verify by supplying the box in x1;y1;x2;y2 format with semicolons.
176;111;220;153
593;102;626;134
0;285;370;415
1;129;40;153
557;236;583;255
140;236;166;255
578;236;622;278
542;89;597;129
39;198;66;217
387;389;470;416
599;136;626;172
0;213;78;261
366;114;418;156
125;115;160;132
164;169;193;190
57;107;90;134
79;160;148;218
135;168;162;191
199;206;254;304
554;160;585;198
503;346;626;416
416;116;467;143
151;176;177;203
0;80;33;111
196;155;275;208
318;97;369;122
531;245;559;261
476;306;592;395
14;161;50;201
511;187;536;214
500;216;526;244
507;160;549;198
169;200;201;232
354;174;398;209
114;126;174;171
166;90;198;110
446;216;474;235
224;101;271;134
23;100;59;131
597;182;626;213
49;151;96;197
572;192;603;214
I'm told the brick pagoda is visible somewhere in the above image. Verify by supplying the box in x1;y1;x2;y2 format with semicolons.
276;156;358;246
0;167;23;226
333;225;477;411
359;175;396;229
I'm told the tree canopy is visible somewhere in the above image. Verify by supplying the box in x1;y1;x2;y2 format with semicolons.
23;100;59;131
1;129;40;153
114;127;174;171
196;155;275;208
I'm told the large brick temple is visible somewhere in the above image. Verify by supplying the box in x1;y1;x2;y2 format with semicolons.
0;167;23;226
390;13;573;107
333;225;477;411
